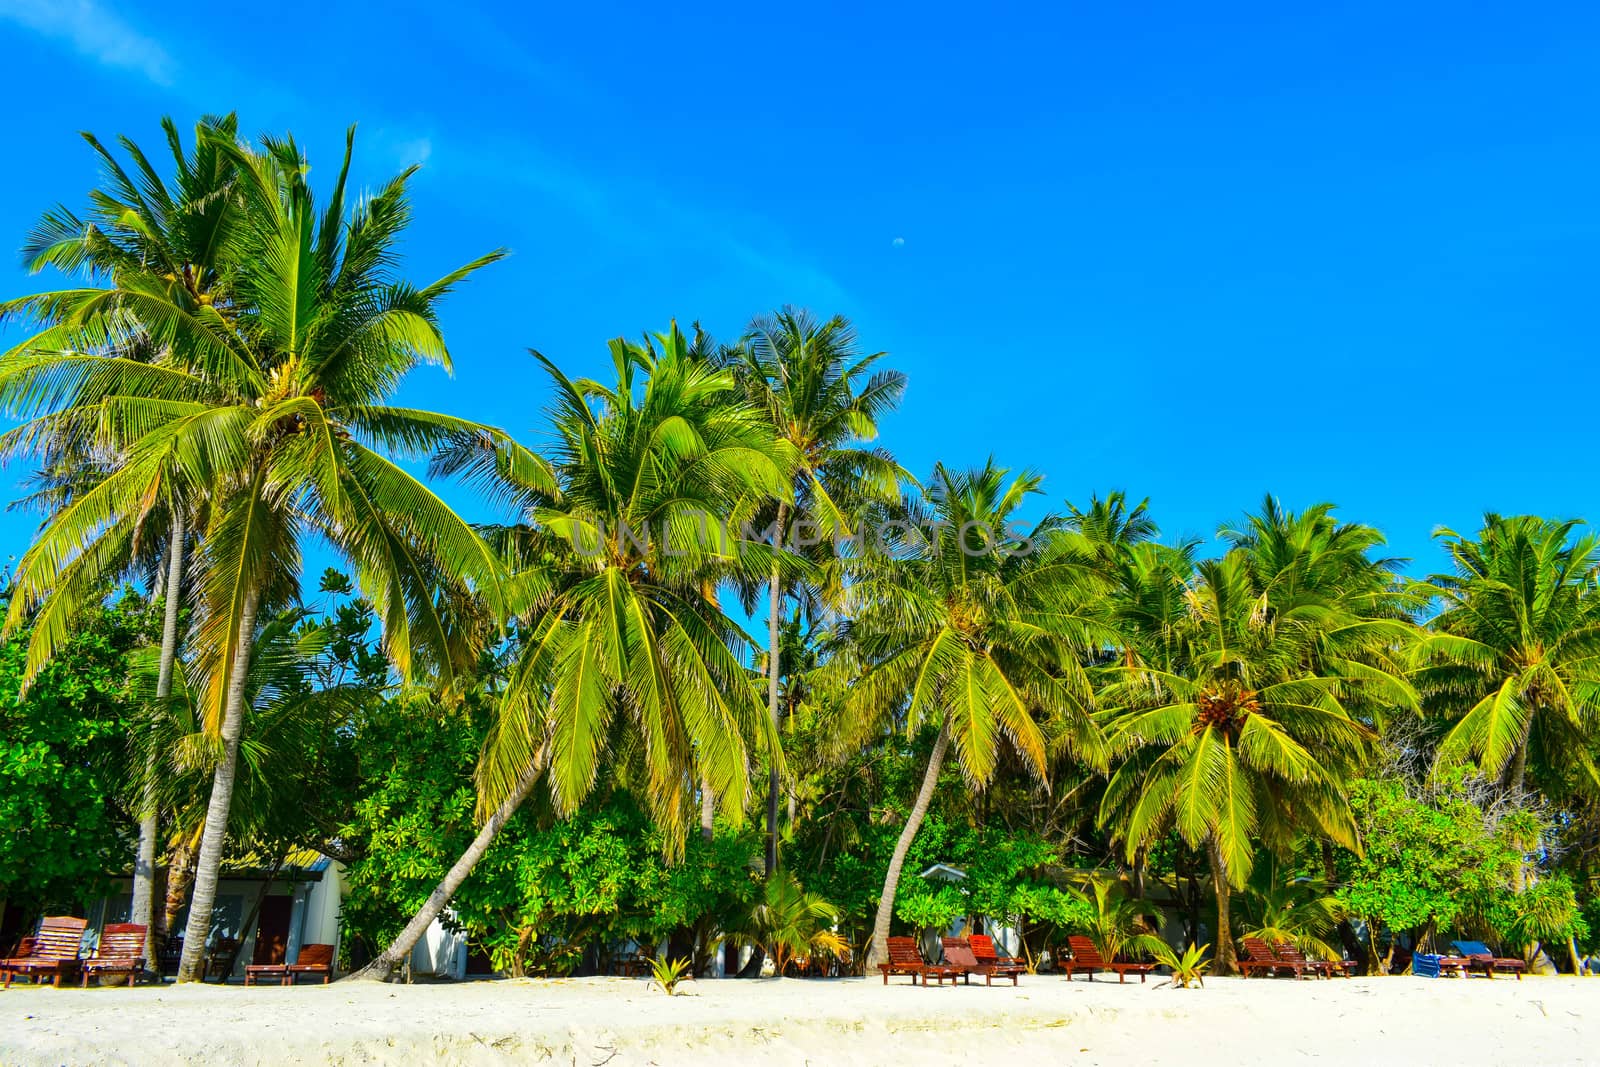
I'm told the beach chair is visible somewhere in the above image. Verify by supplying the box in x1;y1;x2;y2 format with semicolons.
1452;940;1526;980
80;924;147;988
1273;940;1352;978
1239;936;1314;978
1238;937;1284;977
941;937;1020;986
287;943;335;985
969;934;1029;979
878;936;931;985
1060;935;1155;983
0;916;87;988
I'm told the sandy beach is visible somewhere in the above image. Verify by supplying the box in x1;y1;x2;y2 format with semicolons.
2;974;1595;1066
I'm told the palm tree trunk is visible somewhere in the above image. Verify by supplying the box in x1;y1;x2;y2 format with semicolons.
1206;838;1237;975
162;837;197;939
348;760;543;982
701;776;715;842
867;716;951;969
132;512;185;951
765;502;788;877
176;590;260;982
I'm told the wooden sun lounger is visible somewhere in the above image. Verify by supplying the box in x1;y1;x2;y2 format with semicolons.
1;916;87;988
1240;936;1317;978
969;934;1028;979
941;937;1020;986
287;943;335;985
1273;940;1352;978
1060;935;1155;983
1452;941;1526;980
80;924;147;988
878;936;930;985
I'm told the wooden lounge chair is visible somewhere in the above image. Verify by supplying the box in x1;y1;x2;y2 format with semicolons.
1273;940;1352;978
1060;935;1155;983
244;959;290;986
287;943;335;985
1239;936;1315;978
942;937;1019;986
878;936;930;985
1452;940;1526;980
969;934;1028;980
80;924;147;988
1;916;87;988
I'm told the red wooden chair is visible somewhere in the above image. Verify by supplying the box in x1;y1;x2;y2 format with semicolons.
942;937;1020;986
969;934;1027;972
878;936;930;985
80;924;147;988
1238;937;1283;977
287;943;335;985
1;916;87;988
1274;940;1353;978
1060;935;1155;983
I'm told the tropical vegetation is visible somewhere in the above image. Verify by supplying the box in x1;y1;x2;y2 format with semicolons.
1;114;1597;985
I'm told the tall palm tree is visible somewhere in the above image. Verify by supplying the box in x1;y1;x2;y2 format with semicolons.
838;461;1108;966
0;115;243;941
725;308;905;875
4;126;514;981
353;324;791;980
1096;547;1400;973
1416;515;1600;805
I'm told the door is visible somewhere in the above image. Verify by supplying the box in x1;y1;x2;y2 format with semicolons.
252;896;292;965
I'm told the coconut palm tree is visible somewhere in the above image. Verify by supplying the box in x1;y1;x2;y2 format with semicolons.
4;126;515;981
0;115;245;942
723;308;905;875
1096;549;1395;973
352;323;792;980
728;869;849;977
1415;515;1600;817
838;461;1109;966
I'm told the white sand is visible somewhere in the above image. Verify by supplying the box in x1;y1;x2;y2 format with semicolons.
1;973;1595;1066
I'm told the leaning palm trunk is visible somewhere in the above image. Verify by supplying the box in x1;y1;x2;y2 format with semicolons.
701;776;715;842
131;513;186;952
176;591;259;982
867;716;951;969
1207;839;1238;975
764;503;787;877
350;761;542;981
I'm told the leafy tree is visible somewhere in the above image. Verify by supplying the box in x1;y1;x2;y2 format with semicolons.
0;115;244;937
1416;515;1600;808
0;591;155;914
837;461;1107;966
355;324;789;979
3;126;514;981
728;869;848;977
1335;774;1522;970
723;308;905;875
1098;537;1404;972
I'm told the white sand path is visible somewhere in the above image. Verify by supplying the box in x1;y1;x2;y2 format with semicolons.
1;973;1596;1066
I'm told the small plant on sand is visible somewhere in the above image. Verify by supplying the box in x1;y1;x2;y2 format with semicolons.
650;956;693;995
1151;942;1211;988
730;870;849;977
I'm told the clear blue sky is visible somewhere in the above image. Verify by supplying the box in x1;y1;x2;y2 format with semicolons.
1;1;1596;575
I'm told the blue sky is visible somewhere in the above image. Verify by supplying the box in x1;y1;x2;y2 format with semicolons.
1;1;1597;575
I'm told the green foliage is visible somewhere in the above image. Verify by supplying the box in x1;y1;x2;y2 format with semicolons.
1336;776;1521;936
339;701;762;975
649;955;692;995
728;870;848;977
1150;941;1211;988
0;591;155;912
1490;873;1589;947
